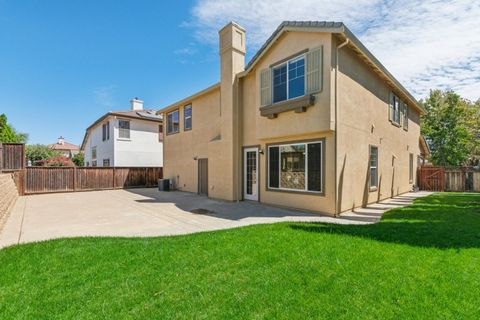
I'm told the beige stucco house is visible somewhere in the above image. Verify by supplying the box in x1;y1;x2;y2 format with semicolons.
158;21;428;216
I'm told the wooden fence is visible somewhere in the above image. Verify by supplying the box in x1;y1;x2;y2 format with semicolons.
24;167;163;194
0;143;25;172
418;166;480;192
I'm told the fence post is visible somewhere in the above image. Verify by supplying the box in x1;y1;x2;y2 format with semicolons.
73;166;76;191
112;167;115;189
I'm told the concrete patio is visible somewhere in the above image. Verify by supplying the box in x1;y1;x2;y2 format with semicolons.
0;188;432;248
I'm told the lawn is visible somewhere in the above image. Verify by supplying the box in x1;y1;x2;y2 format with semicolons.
0;193;479;319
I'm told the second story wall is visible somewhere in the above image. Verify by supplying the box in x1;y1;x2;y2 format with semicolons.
84;119;114;167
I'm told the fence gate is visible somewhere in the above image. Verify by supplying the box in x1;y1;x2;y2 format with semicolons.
418;166;445;191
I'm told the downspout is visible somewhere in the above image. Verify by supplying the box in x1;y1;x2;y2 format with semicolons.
334;38;349;216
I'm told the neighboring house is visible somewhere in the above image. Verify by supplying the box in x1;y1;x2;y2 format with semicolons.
158;21;428;216
81;98;163;167
48;137;80;158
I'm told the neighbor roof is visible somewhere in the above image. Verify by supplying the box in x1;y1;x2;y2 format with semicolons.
80;109;162;150
48;141;79;151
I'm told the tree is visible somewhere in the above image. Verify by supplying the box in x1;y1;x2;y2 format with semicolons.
0;114;28;143
421;90;478;166
26;144;60;165
72;152;84;167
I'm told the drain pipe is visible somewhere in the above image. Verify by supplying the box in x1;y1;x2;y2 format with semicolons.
334;38;349;216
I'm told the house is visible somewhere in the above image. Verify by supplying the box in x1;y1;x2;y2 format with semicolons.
158;21;428;215
81;98;163;167
48;137;80;158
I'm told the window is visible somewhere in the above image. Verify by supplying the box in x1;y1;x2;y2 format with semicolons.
184;105;192;131
393;95;401;124
102;121;110;141
409;153;414;183
92;160;97;167
119;120;130;139
91;146;97;160
403;104;408;130
167;110;180;134
268;140;323;193
158;124;163;142
369;146;378;189
86;161;89;167
103;159;110;167
272;55;305;103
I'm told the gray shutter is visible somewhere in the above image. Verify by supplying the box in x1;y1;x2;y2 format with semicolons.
260;68;272;107
306;46;323;94
389;92;394;122
403;104;409;130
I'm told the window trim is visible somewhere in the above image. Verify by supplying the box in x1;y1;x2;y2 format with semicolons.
118;119;131;140
271;53;306;105
166;109;180;135
369;145;378;191
184;104;192;131
266;138;325;196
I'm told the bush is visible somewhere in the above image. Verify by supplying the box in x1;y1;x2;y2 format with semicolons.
37;156;75;167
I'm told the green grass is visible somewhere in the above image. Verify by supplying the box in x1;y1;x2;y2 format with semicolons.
1;193;479;319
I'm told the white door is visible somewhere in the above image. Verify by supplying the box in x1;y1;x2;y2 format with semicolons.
244;147;259;201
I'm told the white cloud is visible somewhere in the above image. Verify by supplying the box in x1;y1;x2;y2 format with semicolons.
94;85;117;108
188;0;480;101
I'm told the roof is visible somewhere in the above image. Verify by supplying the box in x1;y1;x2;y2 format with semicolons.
157;21;424;115
48;141;79;151
157;83;220;114
81;109;162;150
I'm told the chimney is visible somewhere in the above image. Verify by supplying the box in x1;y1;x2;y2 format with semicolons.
57;136;65;145
218;21;246;201
130;97;144;110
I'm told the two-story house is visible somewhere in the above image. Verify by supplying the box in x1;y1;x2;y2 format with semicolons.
82;98;163;167
158;21;429;215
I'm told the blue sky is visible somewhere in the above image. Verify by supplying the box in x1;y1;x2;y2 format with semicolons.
1;0;479;145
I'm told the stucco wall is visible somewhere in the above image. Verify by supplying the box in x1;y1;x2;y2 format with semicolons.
335;41;421;212
162;89;221;194
0;173;18;232
84;119;114;166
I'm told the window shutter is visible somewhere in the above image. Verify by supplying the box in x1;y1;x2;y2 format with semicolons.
306;46;323;94
403;104;409;130
260;68;272;107
389;92;394;122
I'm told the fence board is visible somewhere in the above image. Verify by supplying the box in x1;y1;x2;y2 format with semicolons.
24;167;162;194
1;143;25;171
419;166;480;192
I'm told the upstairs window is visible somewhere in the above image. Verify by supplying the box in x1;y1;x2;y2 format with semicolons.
184;105;192;131
167;110;180;134
102;121;110;141
403;104;409;130
158;124;163;142
272;55;305;103
119;120;130;139
91;146;97;160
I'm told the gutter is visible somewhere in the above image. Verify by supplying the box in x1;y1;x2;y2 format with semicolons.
334;38;349;216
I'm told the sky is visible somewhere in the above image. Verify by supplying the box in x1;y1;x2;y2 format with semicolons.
1;0;479;145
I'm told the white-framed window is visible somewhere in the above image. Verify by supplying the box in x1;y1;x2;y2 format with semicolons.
92;160;97;167
184;104;192;131
103;159;110;167
91;146;97;160
119;119;130;139
409;153;414;183
268;140;323;193
158;124;163;142
102;121;110;141
167;110;180;134
272;54;305;103
369;145;378;189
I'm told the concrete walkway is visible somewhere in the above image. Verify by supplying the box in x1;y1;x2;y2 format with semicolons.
0;189;432;248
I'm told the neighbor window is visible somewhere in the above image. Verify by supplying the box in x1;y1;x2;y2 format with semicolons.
158;124;163;141
390;93;403;125
92;160;97;167
167;110;180;134
268;140;323;193
403;104;409;130
184;104;192;131
91;146;97;160
102;121;110;141
409;153;414;183
119;120;130;139
272;55;305;103
369;146;378;189
103;159;110;167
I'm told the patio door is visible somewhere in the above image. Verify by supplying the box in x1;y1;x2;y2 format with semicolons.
244;147;259;201
198;158;208;196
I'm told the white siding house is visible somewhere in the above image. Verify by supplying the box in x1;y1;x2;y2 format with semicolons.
81;98;163;167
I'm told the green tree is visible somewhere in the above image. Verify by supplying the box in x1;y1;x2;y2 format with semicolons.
72;152;84;167
0;114;28;143
421;90;477;166
25;144;60;165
